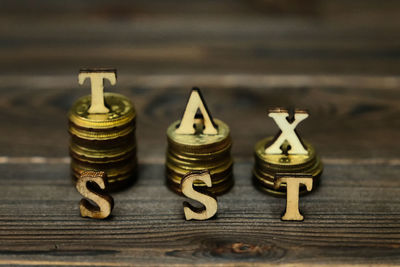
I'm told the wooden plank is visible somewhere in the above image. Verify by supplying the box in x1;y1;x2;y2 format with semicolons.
0;162;399;265
0;0;317;16
1;28;400;75
0;1;399;265
0;1;400;74
0;77;399;159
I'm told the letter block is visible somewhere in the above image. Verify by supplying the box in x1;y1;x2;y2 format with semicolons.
176;88;218;135
181;170;218;220
78;68;116;114
265;108;309;155
76;171;114;219
274;173;313;221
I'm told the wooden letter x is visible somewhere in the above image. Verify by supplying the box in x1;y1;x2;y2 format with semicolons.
181;170;218;220
175;88;218;135
274;174;313;221
265;109;309;155
78;69;117;114
76;171;114;219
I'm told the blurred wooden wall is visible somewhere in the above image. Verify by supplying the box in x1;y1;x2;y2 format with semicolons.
0;0;399;75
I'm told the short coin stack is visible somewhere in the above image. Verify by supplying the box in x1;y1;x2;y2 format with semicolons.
253;137;323;196
69;92;137;191
166;119;233;195
253;108;323;196
165;89;234;196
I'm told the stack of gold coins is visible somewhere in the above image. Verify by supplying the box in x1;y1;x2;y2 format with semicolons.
253;108;323;196
166;119;233;195
165;89;234;196
253;138;323;196
68;92;137;191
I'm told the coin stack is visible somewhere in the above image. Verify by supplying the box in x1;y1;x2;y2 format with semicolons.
68;92;137;191
166;119;234;196
253;137;323;196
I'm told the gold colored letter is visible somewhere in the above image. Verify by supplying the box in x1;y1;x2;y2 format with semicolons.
78;69;116;114
181;170;218;220
274;174;313;221
76;171;114;219
265;109;309;155
175;88;218;135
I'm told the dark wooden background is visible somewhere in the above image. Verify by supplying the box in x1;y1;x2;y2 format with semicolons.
0;0;400;265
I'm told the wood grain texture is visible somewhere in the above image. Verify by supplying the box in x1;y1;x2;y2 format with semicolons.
0;79;398;265
0;0;400;265
0;0;400;75
0;162;399;265
0;76;398;160
0;83;399;265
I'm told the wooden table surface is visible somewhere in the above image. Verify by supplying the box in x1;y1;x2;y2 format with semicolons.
1;0;400;266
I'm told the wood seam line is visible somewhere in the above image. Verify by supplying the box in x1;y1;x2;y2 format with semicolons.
0;261;390;267
0;156;399;165
0;74;400;90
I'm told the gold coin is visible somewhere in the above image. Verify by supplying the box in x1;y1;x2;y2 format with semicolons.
71;157;137;178
70;149;136;164
69;124;135;140
71;132;136;149
69;93;136;129
254;136;317;168
254;157;318;173
166;157;233;174
70;142;136;159
72;171;136;192
166;176;233;196
166;151;232;169
253;161;323;185
166;165;233;185
252;176;315;197
167;119;231;153
167;143;232;161
167;172;230;185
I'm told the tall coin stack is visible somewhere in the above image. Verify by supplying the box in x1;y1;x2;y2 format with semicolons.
166;88;234;196
253;108;323;196
68;69;137;191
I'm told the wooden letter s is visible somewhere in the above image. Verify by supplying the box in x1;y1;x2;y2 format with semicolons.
76;171;114;219
181;170;218;220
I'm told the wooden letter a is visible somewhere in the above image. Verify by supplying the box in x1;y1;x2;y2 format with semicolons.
175;88;218;135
